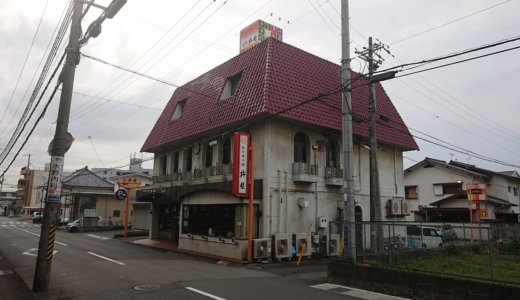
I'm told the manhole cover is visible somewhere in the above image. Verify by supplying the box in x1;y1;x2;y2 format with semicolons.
133;284;161;291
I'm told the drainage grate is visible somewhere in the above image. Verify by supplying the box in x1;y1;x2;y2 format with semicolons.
133;284;161;291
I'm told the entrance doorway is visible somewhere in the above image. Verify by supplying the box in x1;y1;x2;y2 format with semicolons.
158;204;180;243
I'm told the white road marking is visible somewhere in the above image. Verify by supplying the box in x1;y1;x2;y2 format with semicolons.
311;283;410;299
185;287;227;300
11;226;68;246
86;234;110;240
87;252;125;265
23;248;57;257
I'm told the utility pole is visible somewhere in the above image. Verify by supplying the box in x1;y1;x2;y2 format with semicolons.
33;0;126;292
341;0;356;261
356;37;393;253
367;37;382;253
24;154;31;212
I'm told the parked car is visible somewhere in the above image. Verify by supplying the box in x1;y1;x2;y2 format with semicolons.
32;211;43;223
66;216;102;232
407;225;443;249
441;224;458;242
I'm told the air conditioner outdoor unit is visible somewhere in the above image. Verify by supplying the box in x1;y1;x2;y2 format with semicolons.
253;238;271;260
329;233;341;257
294;233;312;257
272;234;291;260
387;198;402;216
401;199;411;215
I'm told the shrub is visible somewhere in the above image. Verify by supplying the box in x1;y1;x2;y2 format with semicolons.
469;244;482;254
498;239;520;255
444;244;461;256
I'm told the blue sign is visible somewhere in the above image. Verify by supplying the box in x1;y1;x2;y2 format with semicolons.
115;189;127;200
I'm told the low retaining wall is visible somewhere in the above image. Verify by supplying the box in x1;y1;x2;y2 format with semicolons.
328;260;520;300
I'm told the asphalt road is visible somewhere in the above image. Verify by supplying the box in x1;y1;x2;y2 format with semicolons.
1;216;405;300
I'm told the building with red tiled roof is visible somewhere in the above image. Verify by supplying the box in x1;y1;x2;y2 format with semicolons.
138;38;418;261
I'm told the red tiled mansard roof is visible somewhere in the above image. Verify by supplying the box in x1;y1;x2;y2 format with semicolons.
141;38;418;152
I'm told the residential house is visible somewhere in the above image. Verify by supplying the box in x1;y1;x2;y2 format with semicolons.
404;158;519;223
138;37;418;260
61;167;117;224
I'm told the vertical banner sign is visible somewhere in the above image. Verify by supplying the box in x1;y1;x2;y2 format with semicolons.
232;132;250;197
467;183;487;201
47;156;64;202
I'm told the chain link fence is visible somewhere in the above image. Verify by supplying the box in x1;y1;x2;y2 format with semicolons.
332;221;520;285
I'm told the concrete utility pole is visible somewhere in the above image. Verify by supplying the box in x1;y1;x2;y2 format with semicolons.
367;37;383;253
356;37;395;253
33;0;126;292
341;0;356;261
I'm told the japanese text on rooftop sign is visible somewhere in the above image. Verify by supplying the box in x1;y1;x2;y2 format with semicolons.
467;183;487;201
47;156;64;203
232;132;250;197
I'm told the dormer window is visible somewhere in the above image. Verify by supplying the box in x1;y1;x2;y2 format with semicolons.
219;72;242;100
170;99;187;121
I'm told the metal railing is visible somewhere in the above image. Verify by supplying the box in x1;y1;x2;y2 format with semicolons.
292;162;318;175
324;166;342;178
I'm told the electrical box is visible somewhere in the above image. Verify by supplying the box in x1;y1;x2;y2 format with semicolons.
318;216;328;228
312;234;320;245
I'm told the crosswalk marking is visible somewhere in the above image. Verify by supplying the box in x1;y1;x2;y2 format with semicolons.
311;283;410;299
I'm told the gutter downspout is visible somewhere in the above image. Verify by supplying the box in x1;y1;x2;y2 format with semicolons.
278;169;282;233
284;170;288;233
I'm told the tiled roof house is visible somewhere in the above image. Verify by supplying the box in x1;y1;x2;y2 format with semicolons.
139;38;418;261
404;158;519;223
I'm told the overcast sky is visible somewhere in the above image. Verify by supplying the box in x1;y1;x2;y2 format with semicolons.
1;0;519;188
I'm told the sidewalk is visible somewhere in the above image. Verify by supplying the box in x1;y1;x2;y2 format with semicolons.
131;238;246;265
0;251;37;300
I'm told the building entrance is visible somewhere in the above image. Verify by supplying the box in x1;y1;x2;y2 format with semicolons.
158;204;180;243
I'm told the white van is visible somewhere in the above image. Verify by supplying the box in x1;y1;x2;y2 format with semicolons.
407;225;443;250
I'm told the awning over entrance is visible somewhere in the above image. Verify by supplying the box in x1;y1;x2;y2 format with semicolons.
136;179;263;205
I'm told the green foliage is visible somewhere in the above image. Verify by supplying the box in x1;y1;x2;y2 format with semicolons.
469;243;482;254
498;238;520;255
444;244;461;256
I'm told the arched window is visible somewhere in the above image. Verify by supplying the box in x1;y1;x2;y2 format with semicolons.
294;132;309;163
222;137;231;165
205;143;213;168
172;152;179;173
160;155;167;175
185;147;193;171
325;139;339;167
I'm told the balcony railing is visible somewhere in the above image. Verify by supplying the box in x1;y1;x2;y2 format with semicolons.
292;162;319;183
325;167;342;178
153;164;232;185
325;166;343;187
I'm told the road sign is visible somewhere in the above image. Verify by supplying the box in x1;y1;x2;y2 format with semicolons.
115;189;127;200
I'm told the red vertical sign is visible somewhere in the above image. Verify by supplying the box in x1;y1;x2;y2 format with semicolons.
232;132;250;197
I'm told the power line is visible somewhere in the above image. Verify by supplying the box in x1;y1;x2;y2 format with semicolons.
390;0;511;45
396;44;520;78
0;57;65;178
0;0;50;129
0;2;73;165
